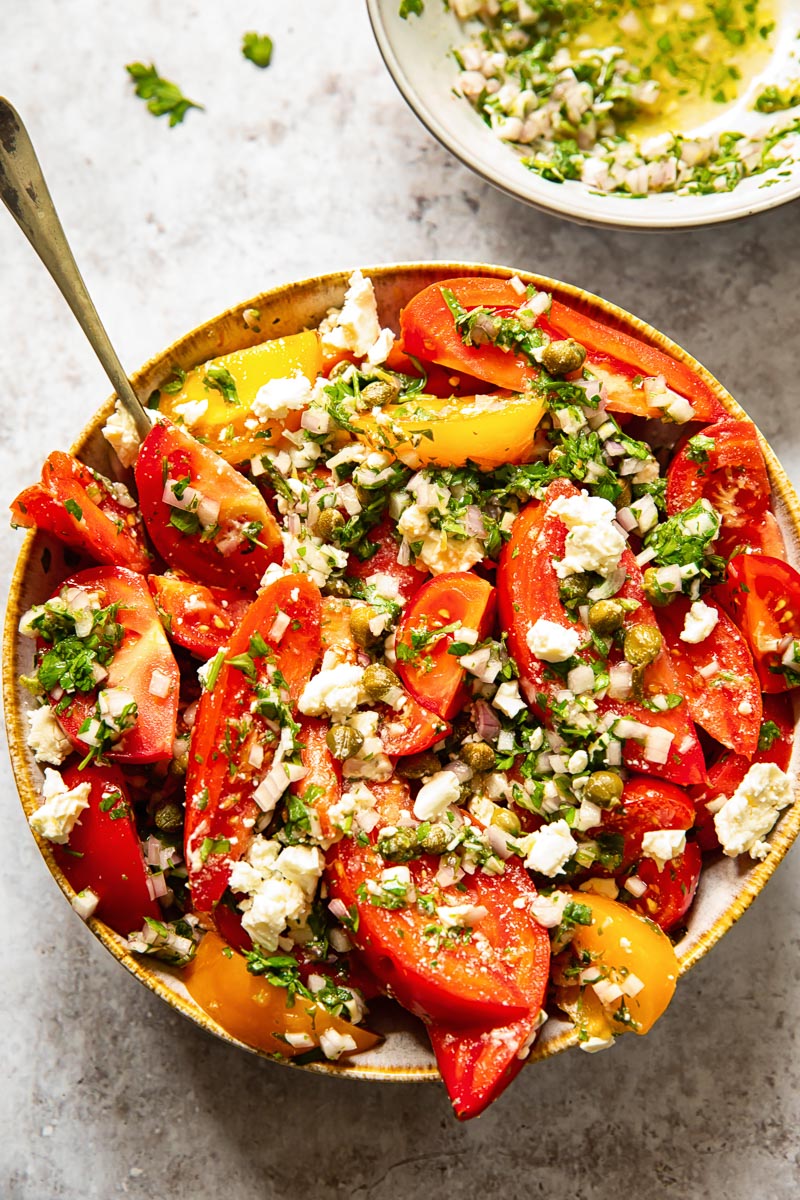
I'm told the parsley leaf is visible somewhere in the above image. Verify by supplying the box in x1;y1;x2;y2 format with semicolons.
758;720;781;752
126;63;203;127
242;31;274;68
203;365;240;406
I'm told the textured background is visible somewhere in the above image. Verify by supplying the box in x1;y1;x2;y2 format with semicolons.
2;3;800;1197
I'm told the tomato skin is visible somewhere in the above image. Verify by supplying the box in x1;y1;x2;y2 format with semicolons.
400;278;533;393
184;932;380;1059
383;346;498;399
592;775;696;872
325;781;544;1028
717;554;800;692
546;300;725;421
396;572;496;720
134;420;281;591
655;594;762;757
52;764;161;937
345;518;428;603
399;277;723;422
43;567;179;763
666;417;783;559
689;693;795;851
184;575;323;914
147;574;252;660
11;451;151;573
497;481;706;786
291;717;342;844
623;839;702;932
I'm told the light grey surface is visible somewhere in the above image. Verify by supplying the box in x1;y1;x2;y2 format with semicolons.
2;3;800;1198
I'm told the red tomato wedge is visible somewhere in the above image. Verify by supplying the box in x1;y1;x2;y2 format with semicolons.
591;775;696;873
11;451;151;573
546;299;724;421
622;840;702;932
689;693;795;851
427;860;550;1119
383;344;499;399
345;517;428;603
395;572;496;720
135;420;281;591
326;779;542;1027
52;763;161;937
400;278;533;394
147;574;253;660
655;594;762;757
497;481;706;786
400;277;723;423
717;553;800;692
291;717;342;845
184;575;322;914
666;417;785;559
319;596;450;755
44;567;179;763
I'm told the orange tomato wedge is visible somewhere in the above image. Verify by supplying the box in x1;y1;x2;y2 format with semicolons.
353;391;546;471
554;893;679;1046
154;331;322;462
184;932;381;1059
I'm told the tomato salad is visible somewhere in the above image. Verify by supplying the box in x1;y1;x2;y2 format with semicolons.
12;270;799;1119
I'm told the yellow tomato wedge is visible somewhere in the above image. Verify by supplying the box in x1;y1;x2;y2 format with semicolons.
155;331;322;462
553;893;679;1049
354;390;546;471
184;932;381;1060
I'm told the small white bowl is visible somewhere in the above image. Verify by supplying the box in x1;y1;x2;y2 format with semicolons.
367;0;800;230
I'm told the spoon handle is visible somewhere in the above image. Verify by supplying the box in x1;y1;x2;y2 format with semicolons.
0;97;151;440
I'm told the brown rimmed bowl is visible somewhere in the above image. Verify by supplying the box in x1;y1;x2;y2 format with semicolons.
5;261;800;1084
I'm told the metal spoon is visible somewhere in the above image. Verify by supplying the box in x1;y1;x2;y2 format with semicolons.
0;97;151;440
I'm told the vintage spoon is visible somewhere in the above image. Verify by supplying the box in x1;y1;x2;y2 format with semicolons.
0;97;151;440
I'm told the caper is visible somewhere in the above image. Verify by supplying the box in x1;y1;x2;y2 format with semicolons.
328;359;353;380
642;568;670;609
396;751;441;779
460;741;496;773
362;663;401;702
418;823;450;855
623;623;663;667
491;807;521;836
325;577;352;599
326;723;364;761
361;380;399;406
315;508;344;542
615;482;632;510
154;801;184;832
376;826;420;863
588;599;626;638
350;604;379;648
354;484;373;508
558;572;593;609
582;770;624;808
541;339;587;377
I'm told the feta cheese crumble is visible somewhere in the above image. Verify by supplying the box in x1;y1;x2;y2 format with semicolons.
521;819;577;877
102;401;146;468
229;837;324;952
318;270;395;365
550;492;627;580
251;372;313;423
26;706;72;766
413;770;462;821
527;617;581;663
29;768;91;844
640;828;687;873
298;663;364;724
680;599;719;644
714;762;793;860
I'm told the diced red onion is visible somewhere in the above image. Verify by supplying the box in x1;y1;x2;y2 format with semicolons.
578;605;590;627
253;763;290;813
215;529;244;557
147;871;170;900
337;483;362;516
608;663;633;699
549;754;568;774
328;898;350;922
486;825;514;860
697;659;720;679
604;440;626;458
285;763;308;783
197;496;221;528
162;479;200;511
643;726;674;764
615;506;638;532
396;539;411;566
464;505;487;538
496;729;515;753
634;546;657;567
443;759;474;783
588;568;625;601
605;741;622;766
474;700;501;742
285;513;301;537
183;700;199;728
301;407;330;435
620;457;643;476
148;669;171;698
614;718;650;740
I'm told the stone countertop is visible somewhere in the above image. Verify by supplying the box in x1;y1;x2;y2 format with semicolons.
2;2;799;1197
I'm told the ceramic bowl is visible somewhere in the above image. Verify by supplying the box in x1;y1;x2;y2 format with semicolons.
5;262;800;1084
367;0;800;230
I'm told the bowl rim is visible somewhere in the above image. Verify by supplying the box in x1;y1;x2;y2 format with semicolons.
5;258;800;1085
365;0;800;232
